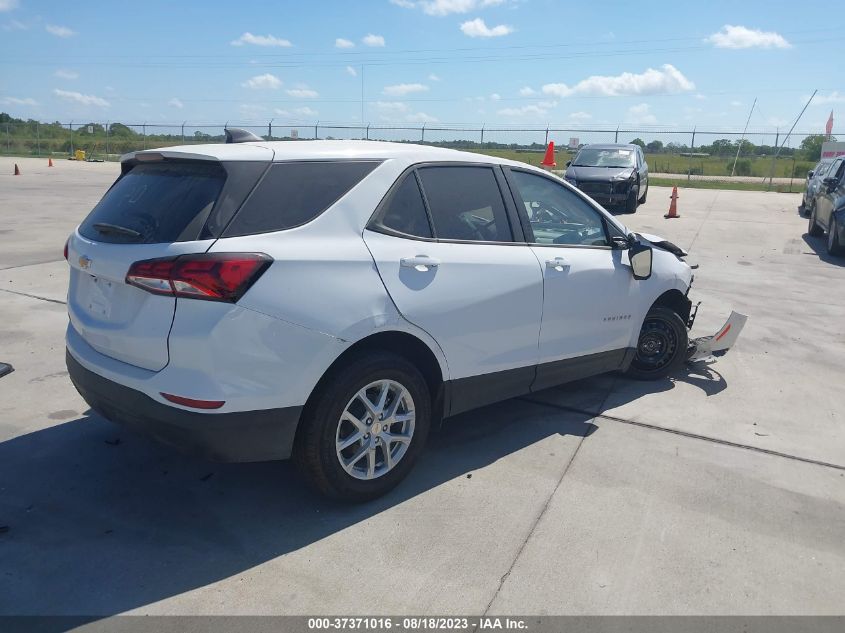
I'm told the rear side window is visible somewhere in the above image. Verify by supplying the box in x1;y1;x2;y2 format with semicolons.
79;162;226;244
223;161;380;237
417;166;513;242
371;173;432;238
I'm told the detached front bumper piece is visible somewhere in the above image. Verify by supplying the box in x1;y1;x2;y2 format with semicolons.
687;311;748;361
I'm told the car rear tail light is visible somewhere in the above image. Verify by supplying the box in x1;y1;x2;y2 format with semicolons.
126;253;272;302
160;392;225;410
63;237;69;261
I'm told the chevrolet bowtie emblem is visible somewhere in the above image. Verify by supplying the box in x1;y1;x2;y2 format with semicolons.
78;255;92;270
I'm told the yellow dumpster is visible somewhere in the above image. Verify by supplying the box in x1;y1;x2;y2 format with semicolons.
74;149;86;161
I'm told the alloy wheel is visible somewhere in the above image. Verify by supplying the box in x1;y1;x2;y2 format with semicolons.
335;379;415;481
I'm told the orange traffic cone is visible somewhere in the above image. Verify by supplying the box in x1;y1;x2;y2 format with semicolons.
14;163;21;176
48;158;53;167
541;141;556;168
665;186;680;219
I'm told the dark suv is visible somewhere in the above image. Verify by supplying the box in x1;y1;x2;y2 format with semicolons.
563;143;649;213
808;156;845;256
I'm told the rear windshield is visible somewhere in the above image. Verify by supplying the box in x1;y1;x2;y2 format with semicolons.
78;162;226;244
223;161;380;237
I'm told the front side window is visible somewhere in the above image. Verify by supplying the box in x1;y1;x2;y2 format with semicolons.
509;170;609;247
371;173;432;238
224;161;379;237
417;166;513;242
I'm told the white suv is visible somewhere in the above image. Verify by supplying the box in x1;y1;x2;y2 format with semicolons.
65;137;716;501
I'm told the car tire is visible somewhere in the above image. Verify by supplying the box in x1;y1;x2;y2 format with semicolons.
638;184;648;204
828;217;844;256
626;306;689;380
625;188;639;214
294;351;431;502
808;207;824;237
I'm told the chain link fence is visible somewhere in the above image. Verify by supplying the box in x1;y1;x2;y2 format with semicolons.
1;119;824;191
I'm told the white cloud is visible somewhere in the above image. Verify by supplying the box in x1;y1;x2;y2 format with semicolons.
346;66;358;77
376;101;411;115
460;18;513;38
0;0;20;11
231;32;292;47
542;64;694;98
286;87;319;98
811;91;845;105
242;73;282;90
46;24;76;38
362;33;386;47
54;69;78;80
383;82;428;96
405;111;439;123
705;25;790;49
393;0;507;16
294;106;318;117
335;38;355;48
2;18;26;30
626;103;657;125
2;96;37;106
168;98;184;109
53;89;109;107
519;86;536;96
730;100;743;107
428;73;441;81
490;93;501;101
567;111;592;121
497;101;557;118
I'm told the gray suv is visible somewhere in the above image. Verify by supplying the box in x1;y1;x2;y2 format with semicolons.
563;143;649;213
807;156;845;256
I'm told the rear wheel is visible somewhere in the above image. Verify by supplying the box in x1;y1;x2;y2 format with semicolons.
294;351;431;502
626;306;689;380
828;217;844;256
808;207;824;237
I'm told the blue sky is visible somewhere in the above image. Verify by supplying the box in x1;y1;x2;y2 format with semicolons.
1;0;842;137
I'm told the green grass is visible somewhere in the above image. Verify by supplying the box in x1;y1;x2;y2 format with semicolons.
649;177;805;193
466;148;812;179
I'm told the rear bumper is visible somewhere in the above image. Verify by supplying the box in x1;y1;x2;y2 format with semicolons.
67;350;302;462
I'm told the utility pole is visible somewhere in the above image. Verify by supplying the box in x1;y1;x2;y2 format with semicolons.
766;90;816;188
731;97;756;177
361;65;365;138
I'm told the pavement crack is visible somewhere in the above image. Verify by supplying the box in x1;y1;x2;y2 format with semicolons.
519;398;845;472
0;258;64;271
478;376;620;621
0;288;66;305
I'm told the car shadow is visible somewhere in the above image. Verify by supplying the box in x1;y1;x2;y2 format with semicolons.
802;233;845;267
0;364;722;616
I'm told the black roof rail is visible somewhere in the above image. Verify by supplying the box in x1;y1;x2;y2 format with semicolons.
225;127;264;144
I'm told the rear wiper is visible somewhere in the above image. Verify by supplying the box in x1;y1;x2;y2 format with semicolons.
92;222;141;238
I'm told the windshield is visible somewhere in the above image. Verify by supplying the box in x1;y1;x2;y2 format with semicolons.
573;148;637;168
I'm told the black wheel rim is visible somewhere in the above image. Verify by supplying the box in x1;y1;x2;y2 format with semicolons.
634;317;678;372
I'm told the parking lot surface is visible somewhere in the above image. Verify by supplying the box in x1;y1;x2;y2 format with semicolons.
1;156;843;615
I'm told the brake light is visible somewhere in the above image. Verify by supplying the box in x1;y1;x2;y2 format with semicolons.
126;253;272;302
63;237;69;261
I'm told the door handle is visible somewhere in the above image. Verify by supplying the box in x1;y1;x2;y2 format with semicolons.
400;255;440;271
545;257;570;271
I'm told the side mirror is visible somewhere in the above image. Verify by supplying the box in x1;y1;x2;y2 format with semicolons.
565;160;572;167
807;170;814;180
629;240;653;280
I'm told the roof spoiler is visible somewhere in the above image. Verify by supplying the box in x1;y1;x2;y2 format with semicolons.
225;127;264;144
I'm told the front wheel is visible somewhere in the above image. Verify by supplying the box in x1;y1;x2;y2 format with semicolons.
638;184;648;204
294;351;431;502
625;187;639;213
626;306;689;380
828;216;844;256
